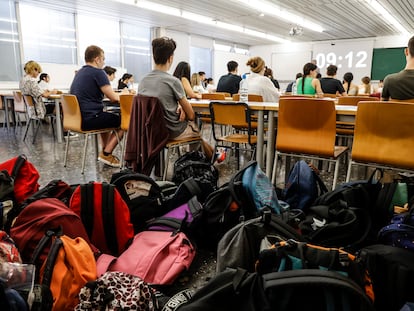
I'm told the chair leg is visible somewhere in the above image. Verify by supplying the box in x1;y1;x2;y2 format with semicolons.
23;119;32;142
163;147;171;181
271;151;279;185
32;120;42;144
345;160;353;182
64;130;70;167
332;159;340;190
81;133;89;174
120;135;127;169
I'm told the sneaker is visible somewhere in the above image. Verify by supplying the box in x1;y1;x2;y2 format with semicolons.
98;152;121;168
63;132;78;139
214;148;227;164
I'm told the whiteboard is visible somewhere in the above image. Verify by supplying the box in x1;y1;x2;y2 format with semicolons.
271;51;312;81
213;50;249;83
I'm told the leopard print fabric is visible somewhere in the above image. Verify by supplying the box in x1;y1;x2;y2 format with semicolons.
75;271;155;311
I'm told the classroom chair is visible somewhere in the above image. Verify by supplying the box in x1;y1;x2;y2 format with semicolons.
346;101;414;181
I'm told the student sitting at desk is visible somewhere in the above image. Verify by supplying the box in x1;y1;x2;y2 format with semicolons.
173;61;201;99
382;35;414;101
245;56;280;102
296;62;323;97
70;45;124;167
19;61;59;119
320;64;346;96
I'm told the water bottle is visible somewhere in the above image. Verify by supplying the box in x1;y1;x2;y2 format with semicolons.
239;74;248;102
292;82;297;95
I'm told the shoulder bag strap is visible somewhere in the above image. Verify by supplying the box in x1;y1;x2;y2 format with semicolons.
80;183;94;238
101;183;118;255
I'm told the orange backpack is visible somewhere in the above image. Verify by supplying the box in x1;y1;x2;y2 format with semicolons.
33;229;97;311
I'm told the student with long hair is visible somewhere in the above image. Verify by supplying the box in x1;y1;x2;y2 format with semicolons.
342;72;358;95
173;61;201;99
296;62;323;97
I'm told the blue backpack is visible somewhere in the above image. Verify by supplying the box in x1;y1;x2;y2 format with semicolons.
282;160;328;210
241;161;284;214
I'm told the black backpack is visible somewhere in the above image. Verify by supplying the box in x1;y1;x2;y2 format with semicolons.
199;162;281;250
358;244;414;311
110;170;170;233
172;151;218;203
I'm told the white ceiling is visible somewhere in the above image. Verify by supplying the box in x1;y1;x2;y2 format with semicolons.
24;0;414;46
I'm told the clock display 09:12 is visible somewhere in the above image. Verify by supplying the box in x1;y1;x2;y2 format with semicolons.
315;51;368;69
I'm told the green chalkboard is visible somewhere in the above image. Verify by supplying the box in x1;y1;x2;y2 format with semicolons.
371;47;406;80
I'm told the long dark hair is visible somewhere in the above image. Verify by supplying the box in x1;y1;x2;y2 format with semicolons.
173;61;191;82
38;73;48;83
301;62;317;93
343;72;354;94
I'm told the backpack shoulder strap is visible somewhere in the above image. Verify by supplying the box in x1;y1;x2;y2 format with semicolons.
80;183;94;238
101;183;118;255
10;154;27;179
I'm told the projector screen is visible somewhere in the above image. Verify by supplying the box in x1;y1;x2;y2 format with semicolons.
312;39;374;83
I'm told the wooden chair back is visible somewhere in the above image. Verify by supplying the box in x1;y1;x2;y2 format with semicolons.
232;94;263;102
337;96;379;106
276;98;336;157
201;93;226;100
351;101;414;169
61;94;83;132
13;90;26;113
119;94;134;131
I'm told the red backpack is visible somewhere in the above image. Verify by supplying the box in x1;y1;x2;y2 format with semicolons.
10;197;96;265
69;182;134;256
0;154;40;206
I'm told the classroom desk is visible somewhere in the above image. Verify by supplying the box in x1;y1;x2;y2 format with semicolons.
48;94;63;143
0;93;15;129
190;99;357;178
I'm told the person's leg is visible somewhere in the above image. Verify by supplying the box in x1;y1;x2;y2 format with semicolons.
82;112;122;167
103;129;124;154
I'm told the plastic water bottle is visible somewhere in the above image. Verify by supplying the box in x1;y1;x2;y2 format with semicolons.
292;82;297;95
239;74;248;102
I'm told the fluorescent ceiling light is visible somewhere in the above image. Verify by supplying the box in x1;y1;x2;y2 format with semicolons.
112;0;289;43
364;0;410;35
236;0;324;33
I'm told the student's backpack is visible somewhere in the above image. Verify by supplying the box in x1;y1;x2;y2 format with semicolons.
172;151;219;203
298;200;372;251
256;238;374;303
110;171;170;233
4;179;73;233
10;198;95;265
216;210;304;273
262;269;374;311
0;230;21;263
200;161;282;249
313;169;383;235
69;181;134;256
75;271;157;311
31;228;97;311
282;160;328;211
377;201;414;251
147;196;203;236
0;154;40;207
358;244;414;311
175;268;266;311
97;230;196;285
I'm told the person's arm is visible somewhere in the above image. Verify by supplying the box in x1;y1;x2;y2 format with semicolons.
101;84;120;102
313;78;324;98
182;77;201;99
178;96;195;121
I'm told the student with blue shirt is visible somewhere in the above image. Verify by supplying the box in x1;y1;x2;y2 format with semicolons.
70;45;124;167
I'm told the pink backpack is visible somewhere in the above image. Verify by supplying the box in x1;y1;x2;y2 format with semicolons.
97;231;195;285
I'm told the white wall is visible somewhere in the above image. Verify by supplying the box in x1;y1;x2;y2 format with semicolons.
250;35;410;90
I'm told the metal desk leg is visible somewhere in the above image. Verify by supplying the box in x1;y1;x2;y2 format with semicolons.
265;111;276;178
256;110;264;169
55;98;63;143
